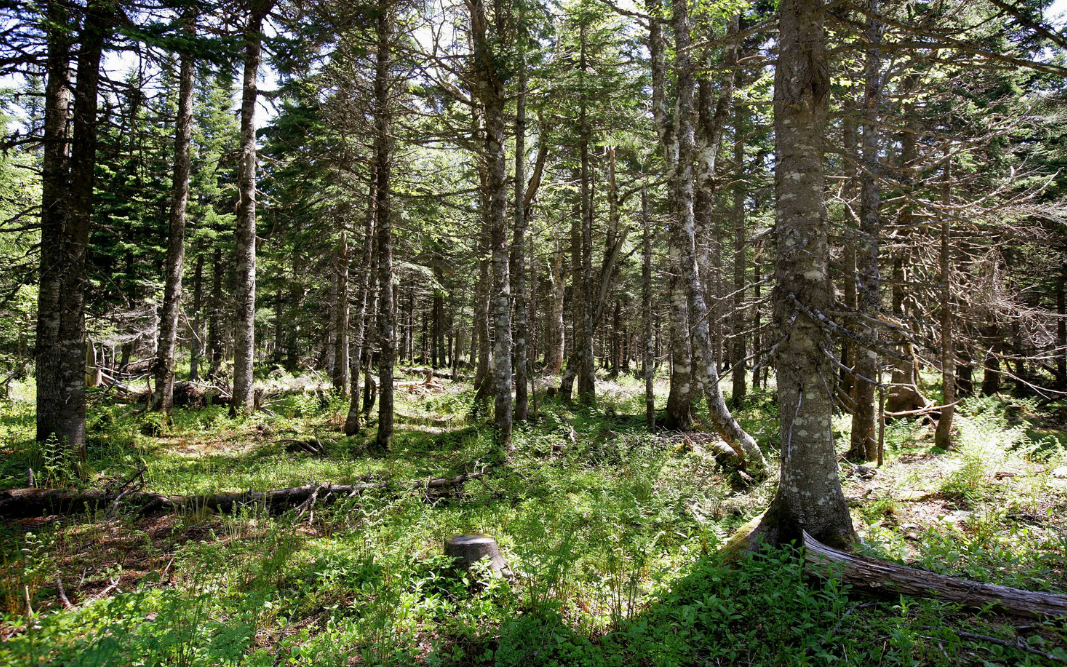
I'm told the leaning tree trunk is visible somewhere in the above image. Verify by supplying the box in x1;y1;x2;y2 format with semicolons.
670;3;765;471
935;160;955;450
345;172;377;436
848;0;883;463
35;2;72;445
232;3;272;415
152;39;196;416
751;0;857;550
43;0;108;455
373;0;396;450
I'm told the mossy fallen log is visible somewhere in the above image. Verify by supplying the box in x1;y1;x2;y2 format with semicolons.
0;471;485;519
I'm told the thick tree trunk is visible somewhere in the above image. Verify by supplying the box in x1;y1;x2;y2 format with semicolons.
670;2;764;471
642;186;655;429
664;278;694;430
152;42;196;416
35;2;72;444
332;229;350;393
752;0;857;549
373;0;396;450
40;0;109;454
848;0;883;462
232;4;272;415
1058;261;1066;387
935;161;955;450
345;174;377;436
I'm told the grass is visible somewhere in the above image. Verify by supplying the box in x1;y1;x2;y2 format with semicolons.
0;371;1066;665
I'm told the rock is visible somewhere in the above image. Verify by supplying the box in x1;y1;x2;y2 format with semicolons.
1051;466;1067;479
445;534;508;578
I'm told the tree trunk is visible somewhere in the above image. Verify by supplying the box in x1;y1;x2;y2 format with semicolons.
373;0;396;450
511;41;530;422
35;1;72;445
576;24;596;406
208;247;223;377
935;160;955;450
152;38;196;416
642;185;655;429
751;0;857;549
545;248;566;374
345;173;377;436
669;3;764;470
470;0;513;443
1058;259;1066;387
232;3;272;415
848;0;883;463
839;121;858;407
332;229;350;393
189;251;204;381
730;100;747;405
40;0;109;455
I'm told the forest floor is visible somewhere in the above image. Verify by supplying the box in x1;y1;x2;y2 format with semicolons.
1;369;1066;666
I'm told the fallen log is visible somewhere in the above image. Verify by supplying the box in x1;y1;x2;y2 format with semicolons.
0;470;486;519
803;531;1067;618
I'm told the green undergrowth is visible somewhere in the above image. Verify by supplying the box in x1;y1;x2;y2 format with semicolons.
1;373;1066;665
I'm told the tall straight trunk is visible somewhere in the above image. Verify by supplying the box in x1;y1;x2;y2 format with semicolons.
982;335;1001;395
559;194;583;401
754;0;856;549
232;3;272;414
41;0;109;454
373;0;396;450
1057;261;1066;387
576;24;596;406
752;253;762;389
664;280;693;429
208;247;223;377
473;252;492;392
152;40;196;415
35;1;72;444
670;2;764;470
332;229;350;392
545;249;566;374
643;185;655;429
327;267;338;375
839;121;859;406
848;0;883;462
511;44;530;422
346;174;378;435
189;251;204;381
935;160;955;449
730;100;747;405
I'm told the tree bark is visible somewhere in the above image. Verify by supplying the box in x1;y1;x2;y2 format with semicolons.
511;39;530;422
544;247;566;374
35;0;72;444
642;185;655;429
345;173;377;436
189;251;204;381
152;37;196;416
373;0;396;450
40;0;109;454
730;99;747;405
848;0;883;463
232;2;273;414
576;23;596;406
332;228;350;393
935;160;955;450
208;247;223;378
752;0;857;549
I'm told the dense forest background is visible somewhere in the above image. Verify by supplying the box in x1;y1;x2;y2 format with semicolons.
1;0;1067;663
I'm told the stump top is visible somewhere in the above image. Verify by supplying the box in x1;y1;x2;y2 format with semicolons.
447;534;495;546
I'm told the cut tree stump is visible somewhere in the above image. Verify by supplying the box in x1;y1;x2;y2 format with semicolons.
445;534;508;577
803;531;1067;618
